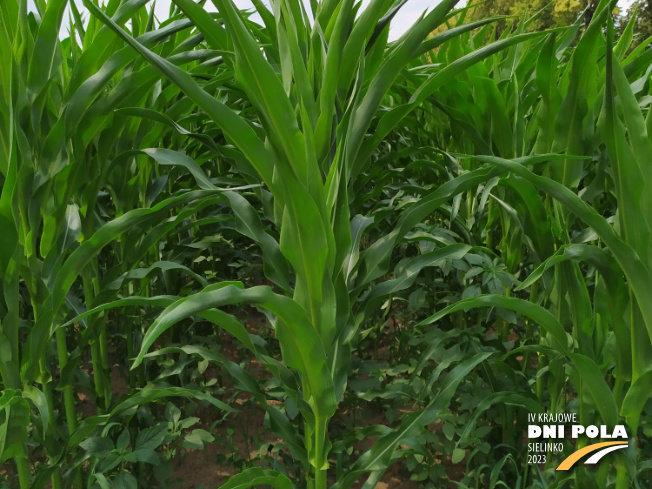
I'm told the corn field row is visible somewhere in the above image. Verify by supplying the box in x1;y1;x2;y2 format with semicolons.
1;0;651;488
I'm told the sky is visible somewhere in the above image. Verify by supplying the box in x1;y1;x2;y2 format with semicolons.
27;0;434;41
29;0;637;42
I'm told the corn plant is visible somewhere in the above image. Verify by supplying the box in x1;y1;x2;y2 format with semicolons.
67;0;556;487
3;0;652;488
0;1;241;487
413;1;652;487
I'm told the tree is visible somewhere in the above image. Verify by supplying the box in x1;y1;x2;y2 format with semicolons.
467;0;592;31
620;2;652;46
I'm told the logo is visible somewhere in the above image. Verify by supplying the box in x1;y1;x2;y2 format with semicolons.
526;412;629;470
555;441;628;470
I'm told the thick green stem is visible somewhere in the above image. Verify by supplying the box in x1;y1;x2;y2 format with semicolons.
304;414;317;489
43;381;62;489
314;417;328;489
486;197;495;250
91;340;106;411
303;371;329;489
84;276;107;411
99;327;110;371
91;261;110;373
56;328;78;432
15;457;30;489
615;455;628;489
55;328;84;488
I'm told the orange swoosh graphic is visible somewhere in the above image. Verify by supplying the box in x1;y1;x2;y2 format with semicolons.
556;441;628;471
